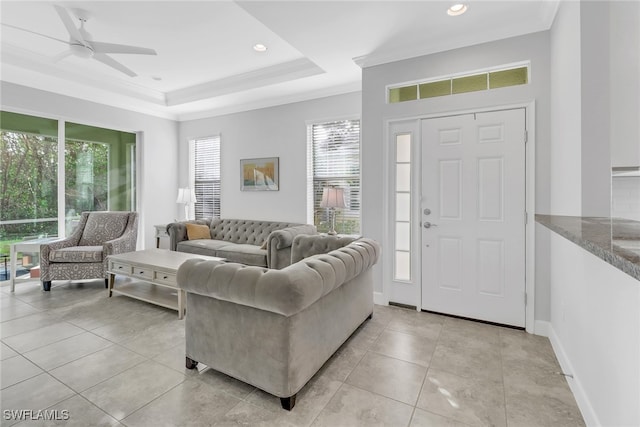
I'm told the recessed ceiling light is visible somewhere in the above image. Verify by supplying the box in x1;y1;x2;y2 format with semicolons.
447;3;468;16
253;43;268;52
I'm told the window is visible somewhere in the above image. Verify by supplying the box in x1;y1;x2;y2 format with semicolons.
64;121;136;218
394;133;412;281
0;112;136;241
1;111;137;279
190;136;221;220
0;113;59;241
307;119;360;234
388;64;530;103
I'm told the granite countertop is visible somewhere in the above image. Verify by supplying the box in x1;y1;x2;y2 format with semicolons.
536;214;640;281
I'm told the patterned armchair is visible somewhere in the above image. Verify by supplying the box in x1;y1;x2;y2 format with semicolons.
40;211;138;291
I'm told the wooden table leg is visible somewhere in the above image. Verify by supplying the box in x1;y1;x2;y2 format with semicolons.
108;273;115;297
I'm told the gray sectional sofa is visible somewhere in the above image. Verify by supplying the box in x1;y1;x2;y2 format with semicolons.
176;235;380;410
166;218;316;269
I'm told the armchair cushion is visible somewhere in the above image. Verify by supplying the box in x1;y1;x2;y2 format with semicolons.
79;212;131;246
49;246;103;263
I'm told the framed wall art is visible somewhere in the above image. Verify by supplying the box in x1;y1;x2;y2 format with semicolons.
240;157;279;191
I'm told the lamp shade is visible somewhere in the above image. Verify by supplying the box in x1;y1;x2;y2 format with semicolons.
176;187;197;204
320;187;346;209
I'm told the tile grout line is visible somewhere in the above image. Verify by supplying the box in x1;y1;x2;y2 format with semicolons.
119;376;188;425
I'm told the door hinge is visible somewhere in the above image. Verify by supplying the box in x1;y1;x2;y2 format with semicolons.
524;292;528;306
525;211;528;225
524;130;528;144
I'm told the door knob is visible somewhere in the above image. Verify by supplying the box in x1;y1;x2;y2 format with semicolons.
423;222;438;229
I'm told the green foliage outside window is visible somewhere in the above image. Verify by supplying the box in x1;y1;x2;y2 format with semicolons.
1;130;59;247
1;111;135;257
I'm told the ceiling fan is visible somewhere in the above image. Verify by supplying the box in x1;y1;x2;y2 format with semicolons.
4;5;157;77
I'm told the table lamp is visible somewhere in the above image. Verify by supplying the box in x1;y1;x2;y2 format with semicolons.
320;187;346;235
176;187;197;220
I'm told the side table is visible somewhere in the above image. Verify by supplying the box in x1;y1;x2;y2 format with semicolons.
10;237;62;292
154;224;169;248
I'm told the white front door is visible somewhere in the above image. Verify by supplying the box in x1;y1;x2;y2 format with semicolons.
421;109;526;327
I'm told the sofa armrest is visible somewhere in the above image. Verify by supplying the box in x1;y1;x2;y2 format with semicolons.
178;259;325;316
266;224;317;269
178;238;381;316
167;219;211;251
291;234;357;264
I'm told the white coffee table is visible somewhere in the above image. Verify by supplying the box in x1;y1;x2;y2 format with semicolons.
107;248;224;319
10;237;63;292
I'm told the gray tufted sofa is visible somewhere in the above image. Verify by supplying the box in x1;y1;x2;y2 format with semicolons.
177;236;380;410
167;218;317;269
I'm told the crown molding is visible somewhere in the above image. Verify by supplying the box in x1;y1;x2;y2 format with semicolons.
177;81;361;121
166;58;325;106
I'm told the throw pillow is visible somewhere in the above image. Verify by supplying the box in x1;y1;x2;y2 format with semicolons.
186;223;211;240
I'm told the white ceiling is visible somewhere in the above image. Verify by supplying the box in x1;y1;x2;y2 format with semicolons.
0;1;559;121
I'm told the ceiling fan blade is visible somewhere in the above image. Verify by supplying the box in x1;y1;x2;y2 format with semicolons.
54;5;86;44
1;23;71;45
90;41;157;55
93;53;137;77
52;50;73;63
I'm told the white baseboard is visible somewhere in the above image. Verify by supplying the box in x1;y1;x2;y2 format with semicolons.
373;291;386;306
548;325;600;427
533;320;550;337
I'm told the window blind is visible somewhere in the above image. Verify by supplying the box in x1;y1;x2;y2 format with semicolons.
310;120;360;234
193;136;221;219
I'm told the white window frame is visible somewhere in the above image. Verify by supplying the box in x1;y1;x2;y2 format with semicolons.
189;135;221;220
306;118;361;235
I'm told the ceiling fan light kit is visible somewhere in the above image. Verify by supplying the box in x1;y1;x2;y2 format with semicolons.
70;43;94;58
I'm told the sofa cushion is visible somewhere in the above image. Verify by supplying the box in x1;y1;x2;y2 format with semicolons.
79;212;130;246
49;246;103;263
215;244;267;267
177;239;229;256
186;223;211;240
178;240;267;266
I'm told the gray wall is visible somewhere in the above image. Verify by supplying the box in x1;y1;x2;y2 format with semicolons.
361;31;552;321
178;92;362;223
551;0;639;217
0;81;179;250
610;0;640;168
580;1;611;216
550;0;582;216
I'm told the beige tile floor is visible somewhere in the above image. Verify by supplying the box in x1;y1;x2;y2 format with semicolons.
0;279;585;427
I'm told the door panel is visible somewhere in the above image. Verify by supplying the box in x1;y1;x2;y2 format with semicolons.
421;109;526;327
